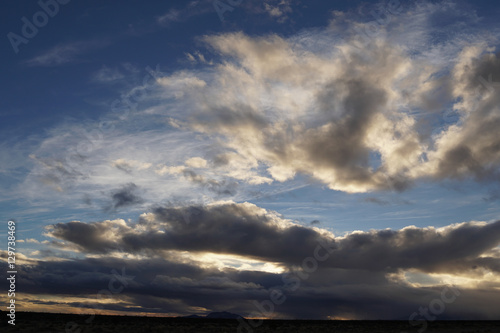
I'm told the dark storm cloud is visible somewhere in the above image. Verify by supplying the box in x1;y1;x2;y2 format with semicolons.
144;203;330;265
48;202;335;265
46;220;126;253
47;203;500;274
8;256;208;297
105;183;144;212
0;254;278;316
328;221;500;272
3;252;500;320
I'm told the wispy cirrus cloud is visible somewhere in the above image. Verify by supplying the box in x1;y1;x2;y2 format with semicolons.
25;39;109;67
91;65;126;83
157;1;214;26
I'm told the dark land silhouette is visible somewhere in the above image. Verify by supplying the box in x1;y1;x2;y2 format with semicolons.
1;311;499;332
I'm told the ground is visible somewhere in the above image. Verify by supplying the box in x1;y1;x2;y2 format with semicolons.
1;312;499;332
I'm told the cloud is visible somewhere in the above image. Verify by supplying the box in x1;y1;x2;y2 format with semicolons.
185;157;208;168
157;1;213;26
25;40;108;67
157;8;181;25
12;201;500;319
20;122;220;212
47;202;335;264
180;169;239;196
112;159;152;174
105;183;144;212
26;238;42;244
331;221;500;273
154;163;239;196
0;253;278;316
177;30;423;192
153;153;271;196
46;202;500;277
92;66;126;82
28;153;87;192
263;0;293;23
415;51;500;182
147;1;498;193
22;0;500;214
364;197;390;206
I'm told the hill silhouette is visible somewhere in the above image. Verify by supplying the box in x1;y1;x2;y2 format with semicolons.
181;311;243;319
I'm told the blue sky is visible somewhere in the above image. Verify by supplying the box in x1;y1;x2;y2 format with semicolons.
1;0;500;323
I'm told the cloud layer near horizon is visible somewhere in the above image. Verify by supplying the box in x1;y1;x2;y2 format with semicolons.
46;202;500;275
3;201;500;320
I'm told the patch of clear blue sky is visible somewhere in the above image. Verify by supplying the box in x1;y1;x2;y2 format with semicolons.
1;0;500;243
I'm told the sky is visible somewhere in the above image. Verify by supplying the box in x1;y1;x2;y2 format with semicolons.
1;0;500;325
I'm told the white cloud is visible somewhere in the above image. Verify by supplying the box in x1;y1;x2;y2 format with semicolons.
264;0;293;22
185;157;208;168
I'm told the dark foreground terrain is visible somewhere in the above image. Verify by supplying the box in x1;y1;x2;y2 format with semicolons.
1;312;499;332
